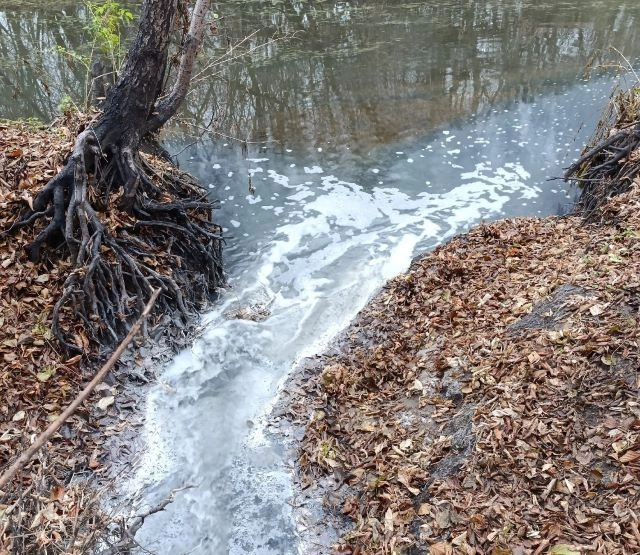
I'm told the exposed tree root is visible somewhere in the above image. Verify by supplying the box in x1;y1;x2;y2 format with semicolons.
565;85;640;219
5;127;224;355
2;0;222;356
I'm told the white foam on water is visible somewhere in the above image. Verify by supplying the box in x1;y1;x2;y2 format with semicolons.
303;165;323;174
125;152;541;553
267;169;291;186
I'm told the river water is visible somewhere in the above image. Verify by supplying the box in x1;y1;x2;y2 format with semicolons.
2;1;640;553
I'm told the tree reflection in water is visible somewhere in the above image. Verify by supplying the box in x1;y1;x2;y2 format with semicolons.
1;0;639;155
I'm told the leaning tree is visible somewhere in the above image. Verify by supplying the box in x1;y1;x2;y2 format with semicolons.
6;0;224;353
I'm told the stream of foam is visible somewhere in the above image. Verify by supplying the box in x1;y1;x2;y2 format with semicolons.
125;159;538;553
122;76;610;553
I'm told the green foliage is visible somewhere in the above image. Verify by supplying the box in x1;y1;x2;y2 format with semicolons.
53;44;91;72
1;117;45;130
85;0;134;70
51;1;135;113
58;94;77;116
24;116;45;131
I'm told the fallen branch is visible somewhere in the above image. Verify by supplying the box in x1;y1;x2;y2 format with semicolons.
0;288;161;491
96;486;194;555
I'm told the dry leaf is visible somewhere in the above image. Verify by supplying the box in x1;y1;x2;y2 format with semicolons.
12;410;25;421
96;396;115;410
549;545;581;555
429;542;453;555
384;507;394;533
619;450;640;463
37;367;56;382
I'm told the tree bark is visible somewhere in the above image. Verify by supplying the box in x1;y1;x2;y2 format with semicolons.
144;0;209;134
94;0;178;150
6;0;224;354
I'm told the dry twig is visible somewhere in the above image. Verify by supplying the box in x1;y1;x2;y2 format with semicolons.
0;289;160;492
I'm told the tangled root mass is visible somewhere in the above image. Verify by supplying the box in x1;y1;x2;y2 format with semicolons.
6;124;225;355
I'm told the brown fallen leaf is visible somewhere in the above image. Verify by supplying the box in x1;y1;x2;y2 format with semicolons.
429;542;453;555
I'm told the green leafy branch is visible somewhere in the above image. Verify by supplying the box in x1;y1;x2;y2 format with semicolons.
86;0;134;71
51;1;135;113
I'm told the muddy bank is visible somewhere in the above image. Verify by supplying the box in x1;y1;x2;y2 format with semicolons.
273;94;640;553
0;117;222;554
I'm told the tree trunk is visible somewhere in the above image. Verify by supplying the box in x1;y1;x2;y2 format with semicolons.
6;0;224;354
94;0;176;148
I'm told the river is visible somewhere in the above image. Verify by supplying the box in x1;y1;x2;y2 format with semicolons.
1;1;640;553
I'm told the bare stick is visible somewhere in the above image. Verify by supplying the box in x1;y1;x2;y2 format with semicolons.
0;288;161;492
144;0;210;133
95;486;194;555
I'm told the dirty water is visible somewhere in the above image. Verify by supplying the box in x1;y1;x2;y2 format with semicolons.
1;0;640;553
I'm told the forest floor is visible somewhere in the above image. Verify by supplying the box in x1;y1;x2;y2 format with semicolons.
275;91;640;554
0;116;206;554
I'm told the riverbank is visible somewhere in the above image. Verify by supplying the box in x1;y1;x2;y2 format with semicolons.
2;92;640;555
276;91;640;553
0;116;218;554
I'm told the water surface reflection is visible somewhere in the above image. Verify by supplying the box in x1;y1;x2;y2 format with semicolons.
1;0;639;159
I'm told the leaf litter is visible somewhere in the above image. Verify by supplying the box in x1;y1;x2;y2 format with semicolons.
0;115;218;554
275;87;640;554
